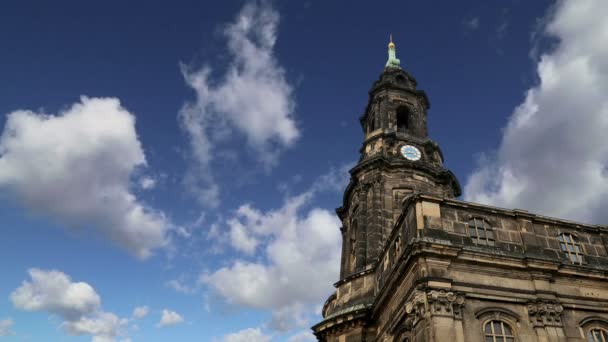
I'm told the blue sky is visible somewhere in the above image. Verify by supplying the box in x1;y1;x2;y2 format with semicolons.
1;0;607;341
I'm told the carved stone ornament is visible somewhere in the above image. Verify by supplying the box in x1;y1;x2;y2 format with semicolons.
401;289;466;331
403;290;426;329
527;300;564;327
427;290;466;319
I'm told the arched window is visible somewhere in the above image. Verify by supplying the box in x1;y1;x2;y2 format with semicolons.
484;320;515;342
350;219;358;270
588;329;608;342
469;218;495;246
558;233;584;264
369;113;376;132
396;106;409;132
395;236;401;257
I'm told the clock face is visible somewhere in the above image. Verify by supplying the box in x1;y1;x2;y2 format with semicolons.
400;145;421;161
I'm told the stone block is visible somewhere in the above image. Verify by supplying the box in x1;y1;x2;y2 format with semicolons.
509;231;523;243
585;255;602;266
495;229;510;242
496;241;513;252
521;232;540;246
501;219;519;231
423;228;452;241
453;222;467;235
424;215;443;229
583;243;597;256
520;219;533;231
462;236;475;246
546;237;560;250
421;201;441;217
442;218;454;232
589;235;602;245
442;208;457;221
533;224;548;236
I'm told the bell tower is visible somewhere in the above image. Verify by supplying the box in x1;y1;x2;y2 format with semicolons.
337;37;461;278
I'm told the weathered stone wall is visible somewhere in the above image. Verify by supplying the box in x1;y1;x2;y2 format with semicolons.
421;197;608;267
366;195;608;342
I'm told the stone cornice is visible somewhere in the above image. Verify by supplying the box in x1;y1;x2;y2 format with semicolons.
428;194;608;232
333;264;375;287
311;303;371;338
372;236;608;321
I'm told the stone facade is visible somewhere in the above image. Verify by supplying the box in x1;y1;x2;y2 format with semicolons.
312;49;608;342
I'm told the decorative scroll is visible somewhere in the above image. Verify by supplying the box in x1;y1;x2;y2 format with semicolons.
527;300;564;327
427;290;466;319
401;289;466;331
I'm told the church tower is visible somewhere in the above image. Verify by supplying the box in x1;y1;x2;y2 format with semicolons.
313;38;608;342
338;37;460;278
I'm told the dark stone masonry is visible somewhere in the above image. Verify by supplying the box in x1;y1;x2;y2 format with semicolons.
311;42;608;342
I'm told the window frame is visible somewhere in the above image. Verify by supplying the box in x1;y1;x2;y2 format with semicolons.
468;217;496;246
580;317;608;342
475;308;520;342
588;328;608;342
482;319;517;342
558;232;584;265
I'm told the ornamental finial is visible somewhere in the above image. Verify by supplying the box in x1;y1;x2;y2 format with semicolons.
385;34;401;68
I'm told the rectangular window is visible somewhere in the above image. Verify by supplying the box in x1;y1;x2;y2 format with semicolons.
468;218;495;247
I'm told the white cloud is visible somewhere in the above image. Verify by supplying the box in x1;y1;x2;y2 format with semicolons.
465;0;608;224
158;309;184;327
0;96;172;259
165;279;196;295
202;193;341;330
268;304;309;332
132;306;149;319
310;163;353;194
0;318;14;336
202;165;349;333
11;268;101;320
179;1;298;207
139;176;156;190
10;268;128;342
221;327;271;342
63;312;127;340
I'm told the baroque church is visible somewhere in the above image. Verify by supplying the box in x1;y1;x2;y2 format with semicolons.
311;39;608;342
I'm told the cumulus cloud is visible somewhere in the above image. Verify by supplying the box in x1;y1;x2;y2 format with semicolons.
139;176;156;190
10;268;128;342
202;193;341;331
11;268;101;320
0;318;14;336
63;312;127;341
465;0;608;224
202;164;349;333
0;96;172;258
221;327;271;342
132;306;149;319
158;309;184;327
179;1;298;207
